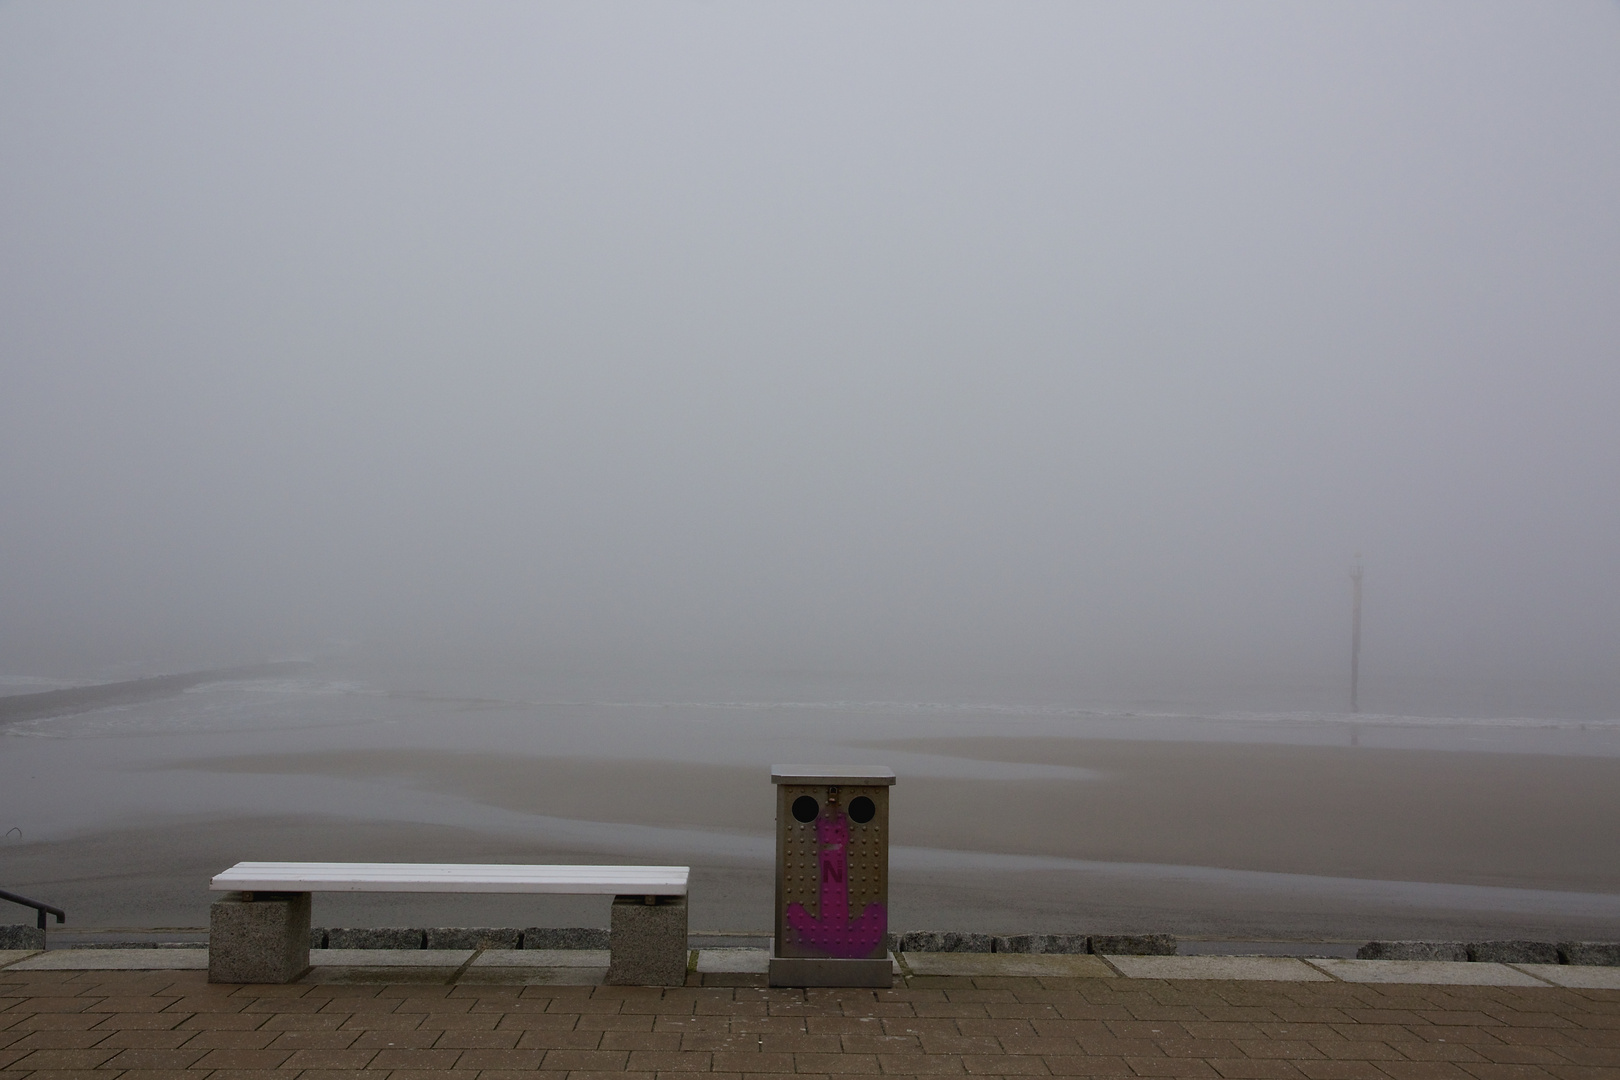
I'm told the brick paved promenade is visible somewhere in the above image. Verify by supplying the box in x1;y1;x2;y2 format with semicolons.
4;965;1618;1080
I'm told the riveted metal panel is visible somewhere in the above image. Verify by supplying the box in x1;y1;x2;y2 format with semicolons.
773;778;891;962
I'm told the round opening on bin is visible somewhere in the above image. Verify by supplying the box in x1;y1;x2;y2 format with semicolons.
792;795;820;823
848;796;875;823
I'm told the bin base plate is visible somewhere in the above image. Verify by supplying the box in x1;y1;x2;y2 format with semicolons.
769;956;893;988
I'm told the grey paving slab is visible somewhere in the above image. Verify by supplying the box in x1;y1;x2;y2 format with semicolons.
310;948;472;967
1511;963;1620;988
471;948;611;968
10;948;208;970
697;947;770;973
1307;958;1546;985
0;950;40;968
456;965;605;984
905;951;1116;978
1104;954;1329;981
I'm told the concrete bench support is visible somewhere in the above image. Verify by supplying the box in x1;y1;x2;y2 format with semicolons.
607;895;688;986
209;892;311;984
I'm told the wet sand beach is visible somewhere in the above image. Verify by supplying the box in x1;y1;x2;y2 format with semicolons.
164;744;1620;893
870;736;1620;894
5;735;1619;943
166;738;1620;893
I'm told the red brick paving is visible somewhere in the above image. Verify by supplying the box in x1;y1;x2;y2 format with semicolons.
2;970;1617;1080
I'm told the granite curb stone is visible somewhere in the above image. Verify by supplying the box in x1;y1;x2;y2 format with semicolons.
898;931;997;952
324;926;425;949
1468;938;1559;964
899;931;1175;955
1088;933;1176;955
0;924;46;950
992;933;1089;954
301;924;1185;957
425;926;521;950
1357;939;1470;960
1559;939;1620;964
1355;938;1620;965
523;926;609;949
308;925;611;949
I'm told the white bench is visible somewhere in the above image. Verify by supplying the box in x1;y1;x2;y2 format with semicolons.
207;862;689;985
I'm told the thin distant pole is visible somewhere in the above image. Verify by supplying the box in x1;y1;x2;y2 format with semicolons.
1349;556;1363;714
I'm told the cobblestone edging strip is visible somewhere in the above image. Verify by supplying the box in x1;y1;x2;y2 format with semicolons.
896;931;1178;955
302;928;1178;954
306;927;611;949
1359;939;1620;965
0;928;44;951
22;924;1620;968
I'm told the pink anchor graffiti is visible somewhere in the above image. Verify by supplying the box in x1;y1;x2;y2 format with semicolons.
785;804;886;959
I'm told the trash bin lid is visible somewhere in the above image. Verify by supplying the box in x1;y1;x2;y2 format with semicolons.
771;765;896;785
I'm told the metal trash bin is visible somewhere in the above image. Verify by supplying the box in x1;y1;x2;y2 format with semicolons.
770;765;896;987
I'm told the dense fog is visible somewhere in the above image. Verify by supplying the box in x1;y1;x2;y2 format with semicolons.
3;1;1618;714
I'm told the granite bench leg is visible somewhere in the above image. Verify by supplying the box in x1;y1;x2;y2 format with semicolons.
209;891;311;983
607;894;688;985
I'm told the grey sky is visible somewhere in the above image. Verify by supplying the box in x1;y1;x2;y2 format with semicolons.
2;2;1617;708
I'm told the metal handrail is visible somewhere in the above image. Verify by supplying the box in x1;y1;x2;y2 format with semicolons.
0;887;65;930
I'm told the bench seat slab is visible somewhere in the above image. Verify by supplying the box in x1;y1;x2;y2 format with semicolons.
211;862;689;895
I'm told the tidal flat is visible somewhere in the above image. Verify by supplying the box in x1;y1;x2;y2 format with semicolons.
3;661;1618;943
